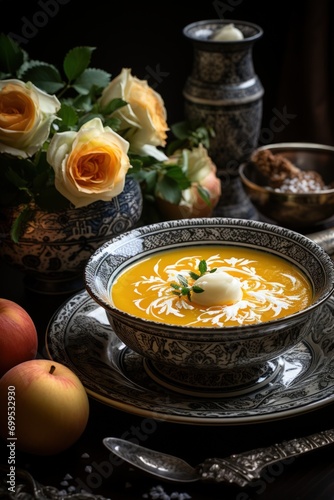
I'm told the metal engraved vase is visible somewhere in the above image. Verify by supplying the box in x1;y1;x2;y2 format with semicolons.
183;19;264;218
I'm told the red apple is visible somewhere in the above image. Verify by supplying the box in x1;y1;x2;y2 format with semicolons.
0;298;38;377
0;359;90;455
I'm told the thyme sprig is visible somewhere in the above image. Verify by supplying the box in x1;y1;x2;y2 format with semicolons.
171;259;217;301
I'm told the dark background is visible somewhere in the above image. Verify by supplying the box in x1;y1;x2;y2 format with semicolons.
2;5;334;498
3;0;334;147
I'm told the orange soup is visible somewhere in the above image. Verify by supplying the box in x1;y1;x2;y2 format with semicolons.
111;246;313;327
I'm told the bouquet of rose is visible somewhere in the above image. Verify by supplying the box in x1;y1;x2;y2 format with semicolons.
0;34;221;242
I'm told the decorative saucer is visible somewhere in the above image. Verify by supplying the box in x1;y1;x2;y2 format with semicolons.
142;357;285;398
46;289;334;425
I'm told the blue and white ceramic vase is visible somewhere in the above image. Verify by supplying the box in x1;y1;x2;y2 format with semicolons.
183;19;264;218
0;176;143;294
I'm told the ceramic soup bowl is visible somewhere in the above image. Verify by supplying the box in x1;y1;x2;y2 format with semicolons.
85;218;334;396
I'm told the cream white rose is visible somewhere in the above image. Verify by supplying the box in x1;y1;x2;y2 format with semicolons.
156;145;221;218
99;68;169;156
47;117;131;207
185;144;218;183
0;79;60;158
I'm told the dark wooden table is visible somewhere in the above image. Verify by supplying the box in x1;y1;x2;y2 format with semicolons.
1;245;334;500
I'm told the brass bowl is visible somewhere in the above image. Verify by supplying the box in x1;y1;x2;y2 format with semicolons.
239;143;334;228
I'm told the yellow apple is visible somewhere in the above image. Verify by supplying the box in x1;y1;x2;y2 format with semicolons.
0;359;90;455
0;298;38;377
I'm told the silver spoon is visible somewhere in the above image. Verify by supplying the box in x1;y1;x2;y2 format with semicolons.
103;429;334;487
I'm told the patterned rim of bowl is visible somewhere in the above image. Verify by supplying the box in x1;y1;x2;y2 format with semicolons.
85;217;334;333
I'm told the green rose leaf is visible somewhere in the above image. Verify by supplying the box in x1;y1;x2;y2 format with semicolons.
139;169;158;193
18;61;64;94
128;158;144;170
165;138;184;156
0;33;25;76
168;121;214;151
104;116;122;131
156;175;182;205
72;68;111;95
70;92;94;111
170;121;192;140
10;205;35;243
101;97;128;116
196;184;211;206
165;165;191;190
64;46;95;82
57;103;79;130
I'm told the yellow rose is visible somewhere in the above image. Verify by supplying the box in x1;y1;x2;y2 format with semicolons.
0;79;60;158
157;145;222;218
99;68;169;156
47;118;131;207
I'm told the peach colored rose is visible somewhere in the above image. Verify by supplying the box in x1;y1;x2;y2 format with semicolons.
0;79;60;158
47;118;131;207
99;68;169;157
157;145;221;219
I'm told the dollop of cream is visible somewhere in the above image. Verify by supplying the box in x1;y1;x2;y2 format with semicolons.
212;23;244;41
192;270;242;306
